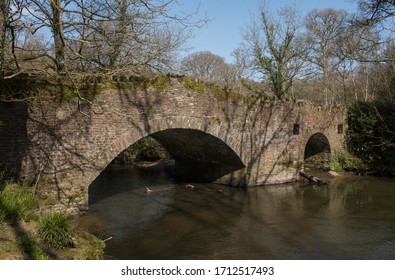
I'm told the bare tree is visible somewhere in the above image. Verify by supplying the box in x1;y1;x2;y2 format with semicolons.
180;51;229;82
355;0;395;101
23;0;69;73
51;0;65;72
231;47;252;81
353;0;395;63
242;2;305;98
69;0;199;74
303;8;353;105
18;0;206;76
365;41;395;100
0;0;30;79
356;0;395;26
0;0;11;79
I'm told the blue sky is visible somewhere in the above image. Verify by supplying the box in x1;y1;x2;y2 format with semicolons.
180;0;358;63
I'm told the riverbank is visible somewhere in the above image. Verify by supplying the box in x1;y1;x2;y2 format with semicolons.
129;159;169;170
301;169;375;184
114;160;371;185
0;219;104;260
0;183;105;260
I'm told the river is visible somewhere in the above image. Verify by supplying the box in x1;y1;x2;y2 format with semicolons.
77;167;395;259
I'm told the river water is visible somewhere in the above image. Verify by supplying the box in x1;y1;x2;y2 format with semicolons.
78;167;395;259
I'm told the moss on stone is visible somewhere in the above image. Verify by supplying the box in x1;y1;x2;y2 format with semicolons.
106;75;171;93
0;76;104;102
178;76;251;104
179;76;206;94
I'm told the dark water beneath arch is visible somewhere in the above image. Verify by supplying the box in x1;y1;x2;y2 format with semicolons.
79;167;395;259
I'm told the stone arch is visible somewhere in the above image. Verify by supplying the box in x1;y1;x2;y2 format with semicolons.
85;125;246;210
303;132;331;170
90;124;246;187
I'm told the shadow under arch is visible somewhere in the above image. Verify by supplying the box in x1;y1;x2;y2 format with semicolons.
88;128;246;203
151;128;245;182
304;132;331;171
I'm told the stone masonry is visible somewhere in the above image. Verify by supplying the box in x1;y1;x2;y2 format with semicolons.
0;78;346;213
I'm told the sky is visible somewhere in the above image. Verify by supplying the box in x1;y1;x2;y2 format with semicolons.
179;0;358;63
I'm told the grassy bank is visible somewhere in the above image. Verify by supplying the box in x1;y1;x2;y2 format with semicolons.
0;183;104;260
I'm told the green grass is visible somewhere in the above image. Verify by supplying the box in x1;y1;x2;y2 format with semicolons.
0;182;104;259
0;183;37;222
37;212;74;249
80;232;105;260
15;234;50;260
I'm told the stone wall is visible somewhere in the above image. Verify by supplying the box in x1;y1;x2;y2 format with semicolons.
0;79;346;213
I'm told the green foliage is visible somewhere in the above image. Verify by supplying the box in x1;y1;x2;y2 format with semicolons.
37;212;74;249
0;183;37;222
347;101;395;172
129;136;165;162
257;53;286;98
331;150;367;172
330;160;342;172
116;135;167;164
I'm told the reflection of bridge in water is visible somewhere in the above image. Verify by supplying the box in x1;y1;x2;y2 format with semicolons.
0;78;346;213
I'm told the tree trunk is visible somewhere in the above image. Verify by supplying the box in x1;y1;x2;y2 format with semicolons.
299;171;327;184
50;0;66;72
364;65;369;101
0;0;10;79
109;0;128;68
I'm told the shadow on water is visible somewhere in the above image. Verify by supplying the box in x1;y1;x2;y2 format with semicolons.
82;167;395;260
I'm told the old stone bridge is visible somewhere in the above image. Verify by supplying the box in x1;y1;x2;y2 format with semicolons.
0;78;346;213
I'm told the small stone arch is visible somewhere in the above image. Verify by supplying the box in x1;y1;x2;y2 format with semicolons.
304;132;331;171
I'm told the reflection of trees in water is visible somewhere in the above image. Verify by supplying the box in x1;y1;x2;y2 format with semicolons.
85;169;395;259
331;178;395;218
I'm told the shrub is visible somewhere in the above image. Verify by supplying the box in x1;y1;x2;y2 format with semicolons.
347;101;395;171
38;212;74;249
330;159;343;172
0;184;37;222
331;150;367;172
